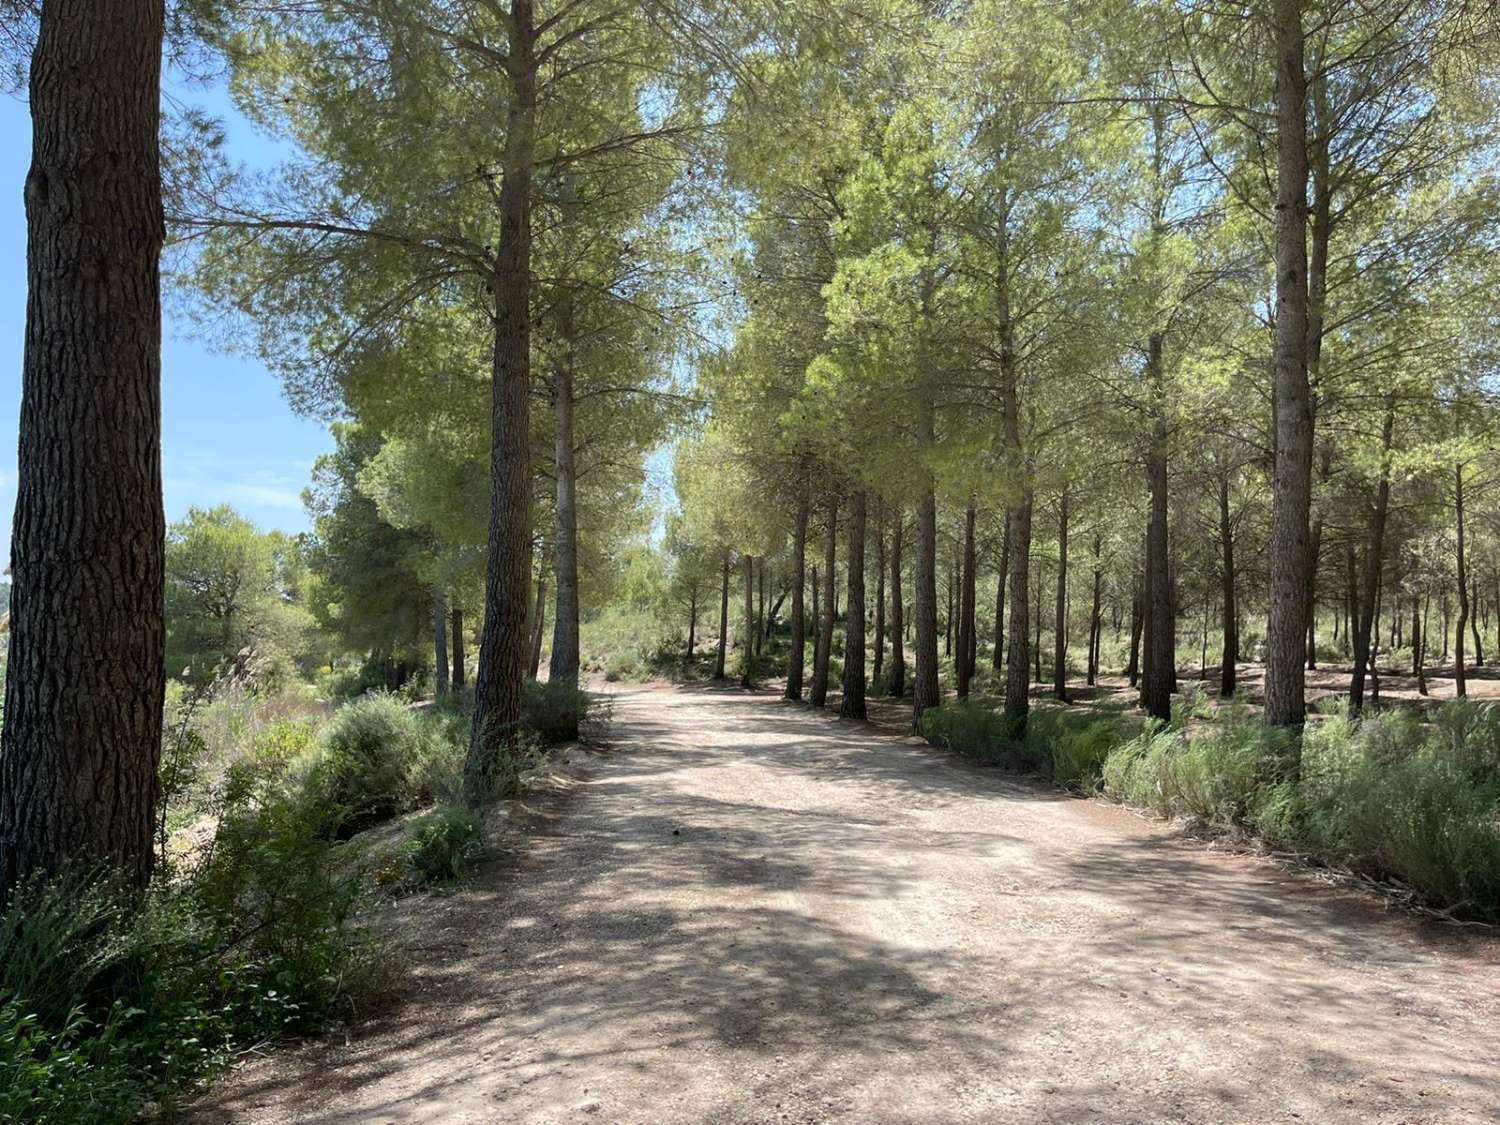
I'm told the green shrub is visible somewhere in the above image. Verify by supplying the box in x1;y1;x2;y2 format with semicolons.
1428;699;1500;780
919;700;1021;765
305;694;426;835
1043;711;1144;790
522;679;590;743
0;1001;139;1124
403;804;485;887
1101;722;1180;814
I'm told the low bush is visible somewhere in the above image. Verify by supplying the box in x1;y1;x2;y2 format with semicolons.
403;804;485;887
918;700;1022;765
304;694;427;836
522;679;591;742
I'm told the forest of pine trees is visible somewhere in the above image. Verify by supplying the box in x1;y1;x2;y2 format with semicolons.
0;0;1499;1119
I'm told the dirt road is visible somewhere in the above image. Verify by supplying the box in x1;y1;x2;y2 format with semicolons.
191;685;1500;1124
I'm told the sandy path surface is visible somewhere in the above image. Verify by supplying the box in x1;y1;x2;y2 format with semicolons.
189;684;1500;1124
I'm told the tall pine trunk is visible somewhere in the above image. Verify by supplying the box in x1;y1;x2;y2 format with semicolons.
548;288;581;704
889;517;906;697
1219;470;1238;696
434;590;449;698
740;554;755;686
957;500;977;699
1264;0;1314;732
1088;532;1103;687
873;500;886;684
714;551;730;680
1005;496;1033;723
451;603;466;689
1;0;167;898
841;492;867;719
786;492;809;700
1142;343;1173;722
468;0;537;803
993;525;1010;672
528;551;548;680
811;498;837;708
1053;488;1070;703
1349;402;1394;711
1455;464;1469;699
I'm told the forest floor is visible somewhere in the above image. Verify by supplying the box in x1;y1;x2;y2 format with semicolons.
187;682;1500;1124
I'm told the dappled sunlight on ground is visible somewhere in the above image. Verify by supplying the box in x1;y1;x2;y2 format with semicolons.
189;683;1500;1124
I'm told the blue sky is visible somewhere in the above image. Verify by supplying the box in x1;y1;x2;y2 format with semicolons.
0;75;334;554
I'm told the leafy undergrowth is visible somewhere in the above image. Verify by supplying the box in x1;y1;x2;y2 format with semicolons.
0;679;594;1122
921;694;1500;924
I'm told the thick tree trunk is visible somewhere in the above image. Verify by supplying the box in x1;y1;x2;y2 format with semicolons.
1142;355;1173;721
812;498;837;708
1088;532;1103;687
1455;464;1469;699
1127;577;1143;688
889;516;906;697
1004;496;1033;722
468;0;537;803
714;552;730;680
528;553;548;680
1306;514;1321;669
913;486;941;721
1033;568;1044;684
434;590;449;698
944;563;954;659
1054;488;1070;703
1349;403;1394;711
548;297;581;699
0;0;167;899
993;525;1010;672
873;500;886;684
1218;472;1238;697
451;603;466;689
1470;578;1485;666
786;492;809;700
755;559;766;657
686;589;697;661
1264;0;1313;732
741;554;755;686
841;491;867;719
957;500;977;699
1417;593;1429;695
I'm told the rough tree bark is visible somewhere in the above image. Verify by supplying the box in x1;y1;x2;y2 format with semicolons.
785;491;809;700
740;554;755;687
1264;0;1314;732
1088;532;1103;687
527;546;548;681
451;603;465;689
714;551;730;680
873;500;886;684
889;516;906;697
913;415;941;722
0;0;168;899
1053;487;1070;703
548;283;581;705
434;590;449;698
957;500;977;699
468;0;537;803
1219;470;1238;697
811;498;837;708
993;525;1010;672
1142;335;1173;722
1455;463;1469;699
1349;401;1394;711
841;491;867;719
